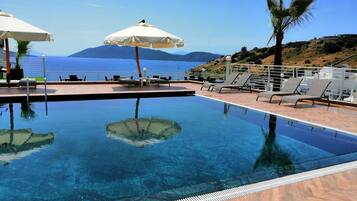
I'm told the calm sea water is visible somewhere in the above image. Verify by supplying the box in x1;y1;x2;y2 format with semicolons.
0;96;356;200
15;56;203;81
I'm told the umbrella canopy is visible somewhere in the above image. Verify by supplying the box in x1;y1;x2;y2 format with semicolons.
106;117;181;147
0;11;53;83
0;11;53;41
104;20;184;77
0;128;54;164
104;21;184;48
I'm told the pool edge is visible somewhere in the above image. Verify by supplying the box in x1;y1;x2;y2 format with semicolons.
179;160;357;201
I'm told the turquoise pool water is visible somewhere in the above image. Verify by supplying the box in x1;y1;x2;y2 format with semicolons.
0;96;356;200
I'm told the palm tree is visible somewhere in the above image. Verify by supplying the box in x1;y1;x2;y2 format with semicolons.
15;40;31;69
267;0;314;91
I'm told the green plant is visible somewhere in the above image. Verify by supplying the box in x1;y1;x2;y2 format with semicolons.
323;42;342;53
239;46;249;60
15;40;31;69
267;0;314;91
345;40;356;48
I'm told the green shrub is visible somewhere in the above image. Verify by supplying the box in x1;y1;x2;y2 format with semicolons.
345;40;356;48
336;40;345;47
257;47;268;53
323;42;342;53
254;59;262;64
304;59;311;64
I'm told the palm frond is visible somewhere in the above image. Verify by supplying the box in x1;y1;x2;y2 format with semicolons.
267;0;280;12
289;0;314;18
267;33;275;45
283;0;314;31
15;40;31;67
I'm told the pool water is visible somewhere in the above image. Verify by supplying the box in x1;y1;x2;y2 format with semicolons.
0;96;356;200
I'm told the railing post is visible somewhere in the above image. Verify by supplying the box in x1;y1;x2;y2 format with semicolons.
42;55;48;103
267;66;271;91
225;56;231;80
26;77;30;104
339;70;345;100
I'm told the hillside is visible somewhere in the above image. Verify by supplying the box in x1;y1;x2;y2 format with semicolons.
69;46;222;62
193;34;357;73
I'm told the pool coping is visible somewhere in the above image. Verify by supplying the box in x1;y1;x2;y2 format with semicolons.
178;94;357;201
180;160;357;201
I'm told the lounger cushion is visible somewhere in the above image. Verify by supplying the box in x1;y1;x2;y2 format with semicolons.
18;79;37;87
202;81;214;89
258;91;295;99
281;95;318;103
212;73;251;91
202;73;239;90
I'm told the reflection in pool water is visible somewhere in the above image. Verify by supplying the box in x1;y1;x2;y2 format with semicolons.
0;129;54;165
0;97;355;200
254;114;294;176
106;98;181;147
107;117;181;147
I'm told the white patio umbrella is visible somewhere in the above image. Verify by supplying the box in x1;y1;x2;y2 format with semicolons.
104;20;184;77
0;11;53;83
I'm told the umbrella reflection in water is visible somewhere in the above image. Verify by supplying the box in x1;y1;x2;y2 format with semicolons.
106;98;181;147
0;129;54;165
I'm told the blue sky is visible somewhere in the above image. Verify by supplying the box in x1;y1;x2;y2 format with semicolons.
2;0;357;56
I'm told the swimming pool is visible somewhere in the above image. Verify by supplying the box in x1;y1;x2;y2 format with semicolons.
0;96;356;200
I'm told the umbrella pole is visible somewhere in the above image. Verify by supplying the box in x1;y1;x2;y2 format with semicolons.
135;46;142;77
5;39;11;85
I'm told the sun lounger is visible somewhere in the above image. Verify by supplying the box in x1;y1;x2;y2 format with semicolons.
279;79;332;108
211;73;252;93
118;78;141;86
150;77;171;87
201;72;239;91
256;78;303;102
112;75;121;81
0;80;19;87
65;75;86;81
18;78;37;88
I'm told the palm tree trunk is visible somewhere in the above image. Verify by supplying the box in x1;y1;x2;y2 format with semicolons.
272;32;284;91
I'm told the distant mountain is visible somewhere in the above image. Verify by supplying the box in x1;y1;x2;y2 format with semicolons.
170;50;190;55
69;46;222;62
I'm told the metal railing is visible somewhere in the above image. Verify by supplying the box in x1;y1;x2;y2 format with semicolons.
229;63;357;103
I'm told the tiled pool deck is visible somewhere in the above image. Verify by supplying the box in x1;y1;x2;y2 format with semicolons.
176;83;357;134
0;82;356;200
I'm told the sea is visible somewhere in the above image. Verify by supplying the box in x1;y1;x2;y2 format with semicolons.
12;56;204;81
